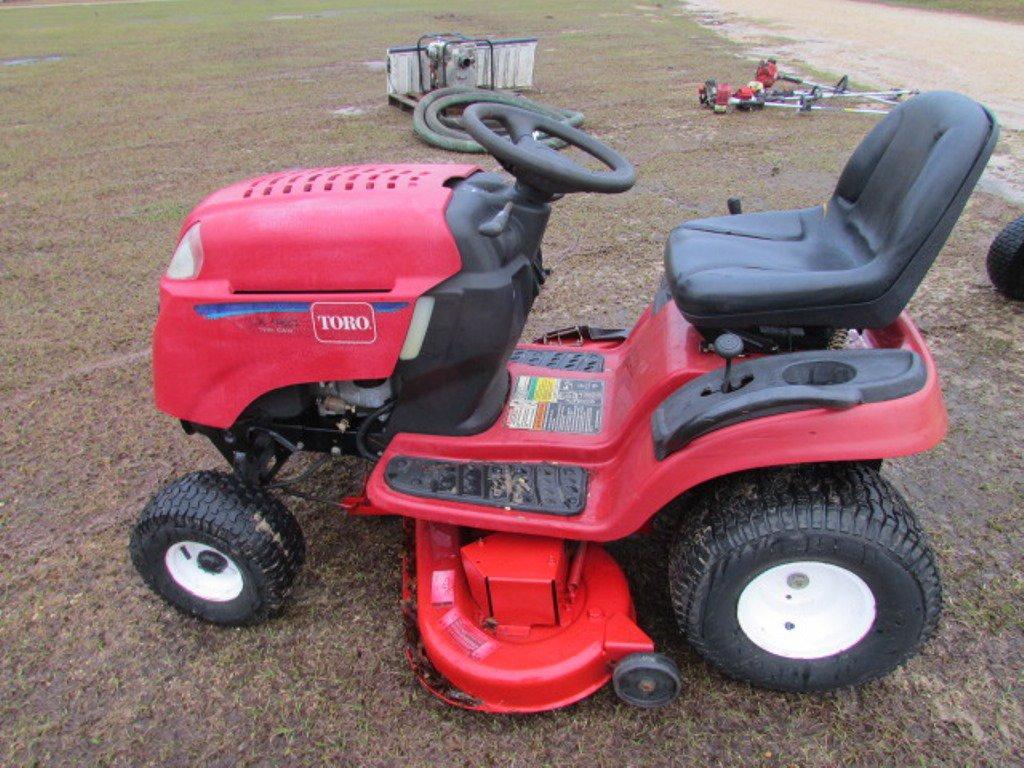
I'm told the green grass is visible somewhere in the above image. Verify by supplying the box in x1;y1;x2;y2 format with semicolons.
1;1;1024;767
867;0;1024;23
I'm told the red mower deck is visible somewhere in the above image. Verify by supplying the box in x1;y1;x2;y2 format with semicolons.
406;520;651;711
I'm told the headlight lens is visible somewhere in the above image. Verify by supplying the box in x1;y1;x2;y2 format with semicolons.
166;222;203;280
399;296;435;360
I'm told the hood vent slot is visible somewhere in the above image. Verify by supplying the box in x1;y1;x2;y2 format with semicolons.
241;166;434;199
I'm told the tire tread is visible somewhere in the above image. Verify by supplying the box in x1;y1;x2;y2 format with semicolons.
130;471;305;624
987;215;1024;300
668;463;942;691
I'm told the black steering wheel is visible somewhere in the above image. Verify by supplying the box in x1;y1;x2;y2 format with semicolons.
461;103;636;196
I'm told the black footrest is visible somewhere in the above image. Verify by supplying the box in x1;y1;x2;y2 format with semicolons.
384;457;588;516
510;348;604;373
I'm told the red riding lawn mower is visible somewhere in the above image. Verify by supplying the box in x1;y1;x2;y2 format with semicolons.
132;92;997;712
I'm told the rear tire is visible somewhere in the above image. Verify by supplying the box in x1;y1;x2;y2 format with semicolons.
130;471;305;626
668;463;941;692
987;215;1024;300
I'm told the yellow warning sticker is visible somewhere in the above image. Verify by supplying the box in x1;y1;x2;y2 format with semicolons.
532;376;558;402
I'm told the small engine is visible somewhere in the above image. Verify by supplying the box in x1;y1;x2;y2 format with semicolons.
313;379;392;418
426;40;477;90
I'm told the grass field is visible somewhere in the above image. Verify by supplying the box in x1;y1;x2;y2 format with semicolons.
1;1;1023;766
869;0;1024;23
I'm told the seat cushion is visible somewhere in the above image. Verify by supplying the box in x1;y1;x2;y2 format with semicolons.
665;207;875;324
665;91;998;330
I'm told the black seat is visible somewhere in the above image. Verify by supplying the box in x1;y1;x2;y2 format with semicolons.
665;91;998;331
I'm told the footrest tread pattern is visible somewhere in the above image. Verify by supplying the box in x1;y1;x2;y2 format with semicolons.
510;348;604;373
385;457;588;516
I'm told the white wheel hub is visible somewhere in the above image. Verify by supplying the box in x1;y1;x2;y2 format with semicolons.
164;541;244;602
736;561;876;659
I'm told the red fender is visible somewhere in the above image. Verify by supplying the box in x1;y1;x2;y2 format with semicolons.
366;305;945;540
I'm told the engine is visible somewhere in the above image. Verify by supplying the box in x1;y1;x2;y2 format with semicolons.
313;379;393;417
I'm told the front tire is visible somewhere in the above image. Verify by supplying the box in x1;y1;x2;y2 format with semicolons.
668;463;941;692
130;471;305;626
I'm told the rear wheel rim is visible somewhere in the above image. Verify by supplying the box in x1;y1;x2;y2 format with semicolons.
736;561;876;659
164;540;244;602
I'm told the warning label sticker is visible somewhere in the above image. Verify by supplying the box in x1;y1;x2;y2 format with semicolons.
441;609;496;659
507;376;605;434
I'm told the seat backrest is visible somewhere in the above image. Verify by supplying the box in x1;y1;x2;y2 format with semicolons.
829;91;998;326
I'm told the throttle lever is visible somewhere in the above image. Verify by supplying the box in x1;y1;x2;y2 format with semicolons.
713;333;745;393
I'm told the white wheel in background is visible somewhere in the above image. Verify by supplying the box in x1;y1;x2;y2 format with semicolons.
164;540;244;602
736;561;876;659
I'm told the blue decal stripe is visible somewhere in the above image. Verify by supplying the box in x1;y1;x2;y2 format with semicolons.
371;301;409;313
194;302;311;320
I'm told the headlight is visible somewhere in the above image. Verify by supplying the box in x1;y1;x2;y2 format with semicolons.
399;296;435;360
166;222;203;280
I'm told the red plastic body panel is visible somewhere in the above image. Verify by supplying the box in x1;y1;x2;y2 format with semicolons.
411;520;652;712
368;304;947;541
462;534;568;626
153;164;479;428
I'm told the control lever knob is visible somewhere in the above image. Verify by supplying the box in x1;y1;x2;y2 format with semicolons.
714;333;744;393
714;333;744;360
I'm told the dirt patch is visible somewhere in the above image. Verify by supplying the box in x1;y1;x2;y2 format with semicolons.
331;105;367;117
269;10;347;22
0;348;150;410
1;53;62;65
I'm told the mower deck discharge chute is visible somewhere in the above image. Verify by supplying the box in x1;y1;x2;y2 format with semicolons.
132;92;998;712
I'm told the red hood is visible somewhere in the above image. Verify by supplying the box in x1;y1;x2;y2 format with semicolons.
182;163;480;293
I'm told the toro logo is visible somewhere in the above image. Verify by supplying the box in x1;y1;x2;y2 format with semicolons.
310;302;376;344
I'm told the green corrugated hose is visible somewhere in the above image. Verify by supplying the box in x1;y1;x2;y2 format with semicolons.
412;87;585;154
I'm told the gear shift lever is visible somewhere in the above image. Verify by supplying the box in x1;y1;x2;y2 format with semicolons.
713;333;744;393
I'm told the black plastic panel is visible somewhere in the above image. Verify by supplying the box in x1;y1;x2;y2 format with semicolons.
385;457;588;515
509;347;604;372
652;349;927;459
385;173;552;438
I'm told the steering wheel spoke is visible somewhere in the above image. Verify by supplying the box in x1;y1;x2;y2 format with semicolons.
502;112;539;143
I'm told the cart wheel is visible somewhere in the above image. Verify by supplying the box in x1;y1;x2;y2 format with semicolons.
987;214;1024;300
130;471;305;626
668;463;941;692
612;653;682;708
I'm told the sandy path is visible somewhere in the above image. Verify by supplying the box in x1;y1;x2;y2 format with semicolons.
683;0;1024;202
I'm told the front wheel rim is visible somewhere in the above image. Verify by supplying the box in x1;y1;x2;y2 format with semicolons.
164;540;244;602
736;561;876;659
